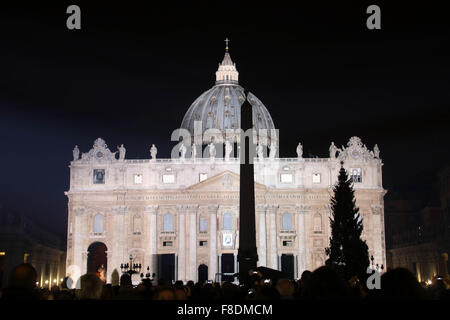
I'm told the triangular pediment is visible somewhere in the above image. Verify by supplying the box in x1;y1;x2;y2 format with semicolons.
187;170;266;192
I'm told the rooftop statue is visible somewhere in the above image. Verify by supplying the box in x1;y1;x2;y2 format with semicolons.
73;145;80;161
296;142;303;159
118;144;126;161
150;144;157;161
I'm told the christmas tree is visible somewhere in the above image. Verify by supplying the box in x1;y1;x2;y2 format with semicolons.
325;163;369;280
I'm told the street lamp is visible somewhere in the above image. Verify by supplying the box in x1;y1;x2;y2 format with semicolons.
140;266;156;281
120;254;142;276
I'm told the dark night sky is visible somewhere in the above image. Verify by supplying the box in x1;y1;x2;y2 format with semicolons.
0;2;449;237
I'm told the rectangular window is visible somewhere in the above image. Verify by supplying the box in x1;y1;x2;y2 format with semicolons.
312;173;321;184
280;173;293;183
163;241;173;247
350;168;362;183
282;240;293;247
134;174;143;184
93;169;105;184
162;174;175;183
199;218;208;232
199;241;208;247
199;173;208;182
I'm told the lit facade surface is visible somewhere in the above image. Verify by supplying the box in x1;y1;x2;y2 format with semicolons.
65;50;386;283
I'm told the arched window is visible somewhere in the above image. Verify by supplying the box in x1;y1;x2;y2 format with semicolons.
223;213;232;230
163;213;174;232
313;214;322;233
93;214;103;233
282;213;292;231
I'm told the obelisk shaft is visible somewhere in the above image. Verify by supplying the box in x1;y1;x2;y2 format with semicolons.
237;91;258;286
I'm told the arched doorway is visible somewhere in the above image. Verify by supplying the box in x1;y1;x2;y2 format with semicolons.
198;264;208;283
87;242;107;282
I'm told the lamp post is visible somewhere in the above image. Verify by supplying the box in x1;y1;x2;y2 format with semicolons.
120;254;142;277
140;266;156;282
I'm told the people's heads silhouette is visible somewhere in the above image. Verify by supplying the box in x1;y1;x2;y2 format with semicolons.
154;287;175;300
120;273;132;288
77;273;104;300
301;266;350;300
7;263;37;289
380;268;426;299
300;270;312;286
276;278;295;299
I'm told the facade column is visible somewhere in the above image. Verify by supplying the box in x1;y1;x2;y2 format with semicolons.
208;205;219;281
71;207;85;286
278;255;282;271
256;204;267;267
296;205;308;276
110;205;128;284
371;205;384;268
218;254;222;282
294;254;298;279
189;206;198;282
266;205;278;269
177;206;187;282
188;205;198;282
144;205;158;281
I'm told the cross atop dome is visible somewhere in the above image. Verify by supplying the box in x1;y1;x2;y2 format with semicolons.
225;38;230;52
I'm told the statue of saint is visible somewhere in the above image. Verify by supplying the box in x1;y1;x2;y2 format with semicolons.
225;140;232;161
208;142;216;159
373;144;380;158
269;141;277;160
296;142;303;159
256;143;264;160
73;145;80;161
118;144;126;161
329;142;338;159
179;143;187;160
150;144;157;160
191;143;197;161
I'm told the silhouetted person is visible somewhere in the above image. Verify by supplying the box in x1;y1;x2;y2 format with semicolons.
154;287;175;300
1;263;40;300
114;273;135;300
276;278;295;299
55;276;74;300
380;268;427;299
301;266;351;300
76;273;103;300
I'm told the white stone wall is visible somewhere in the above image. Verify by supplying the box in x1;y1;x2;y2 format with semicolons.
66;137;386;283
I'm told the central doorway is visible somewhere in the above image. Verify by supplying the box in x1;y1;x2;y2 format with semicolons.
157;254;175;283
221;253;235;282
198;264;208;283
281;254;295;279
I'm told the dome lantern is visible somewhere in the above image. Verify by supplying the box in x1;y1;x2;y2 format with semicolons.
215;38;239;85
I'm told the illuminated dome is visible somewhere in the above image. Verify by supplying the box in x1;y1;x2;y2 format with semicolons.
180;44;276;145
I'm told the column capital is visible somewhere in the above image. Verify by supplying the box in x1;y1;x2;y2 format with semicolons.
266;204;279;214
144;205;159;214
256;204;267;213
295;205;310;214
207;204;219;214
112;205;129;215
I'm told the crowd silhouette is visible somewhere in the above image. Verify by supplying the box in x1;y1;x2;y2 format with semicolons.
1;263;449;300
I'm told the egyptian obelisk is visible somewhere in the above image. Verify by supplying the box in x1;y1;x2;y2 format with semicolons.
237;90;258;286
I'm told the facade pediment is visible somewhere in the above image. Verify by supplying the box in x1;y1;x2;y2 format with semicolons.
187;170;267;192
